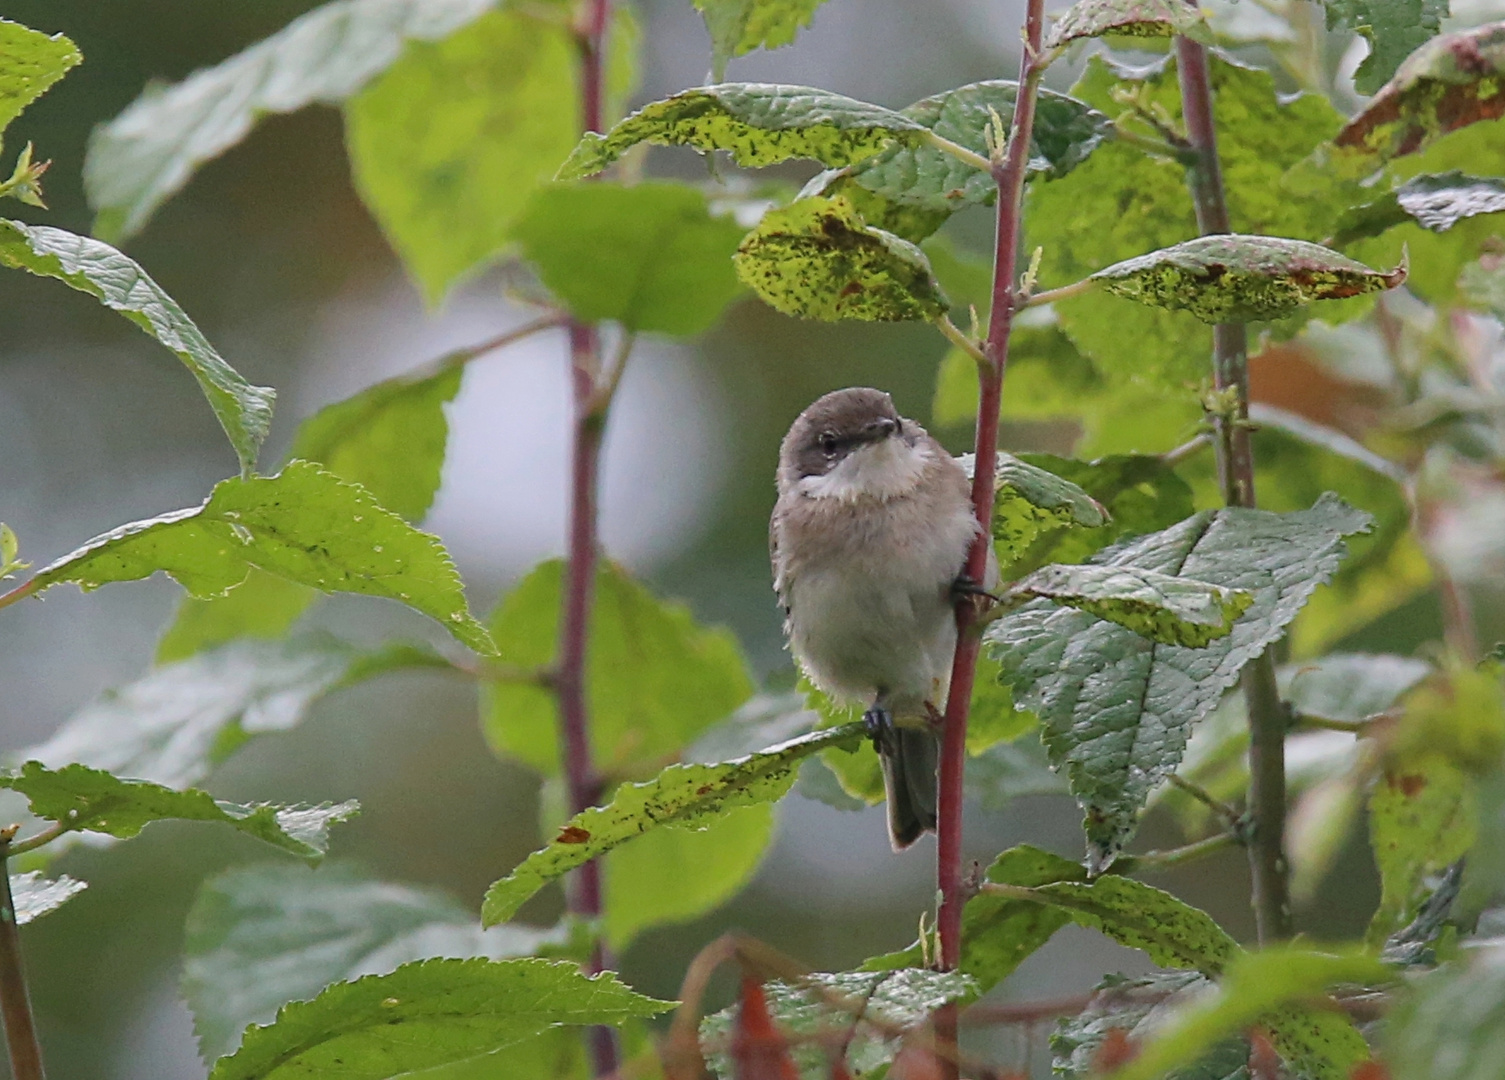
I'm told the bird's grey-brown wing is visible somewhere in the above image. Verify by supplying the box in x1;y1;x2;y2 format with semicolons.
769;504;792;618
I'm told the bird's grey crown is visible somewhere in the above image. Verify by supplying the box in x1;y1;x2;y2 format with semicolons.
779;387;913;481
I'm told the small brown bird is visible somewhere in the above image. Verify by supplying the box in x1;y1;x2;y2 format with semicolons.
770;388;990;849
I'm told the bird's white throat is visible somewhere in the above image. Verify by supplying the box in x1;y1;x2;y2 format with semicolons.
797;437;932;503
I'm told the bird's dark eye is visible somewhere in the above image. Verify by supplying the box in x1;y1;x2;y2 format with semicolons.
819;433;838;456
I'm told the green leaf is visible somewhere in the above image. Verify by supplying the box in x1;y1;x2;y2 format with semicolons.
1027;54;1348;387
0;18;80;138
1092;235;1406;324
1369;753;1477;944
9;871;86;925
932;313;1105;428
700;969;975;1080
1385;941;1505;1080
1013;563;1253;648
964;726;1068;807
0;761;357;863
183;862;569;1062
1335;22;1505;168
732;195;948;321
692;0;832;80
1051;972;1248;1080
1324;0;1447;95
344;8;581;302
0;220;275;476
957;845;1086;994
27;461;495;656
1332;171;1505;247
22;636;447;791
512;182;746;335
1111;947;1388;1080
1004;875;1240;974
207;956;671;1080
841;81;1110;216
291;365;461;523
1044;0;1213;49
963;452;1108;575
1008;452;1196;573
604;803;773;950
156;571;318;664
482;559;753;777
558;83;925;181
481;723;864;926
83;0;500;242
987;494;1372;862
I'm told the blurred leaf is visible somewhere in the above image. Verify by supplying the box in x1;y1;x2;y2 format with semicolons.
987;494;1372;864
482;724;863;925
558;83;924;181
964;725;1068;807
156;572;318;664
1323;0;1447;95
733;195;948;321
1332;171;1505;247
1013;562;1252;648
965;654;1038;754
1092;235;1405;324
1009;452;1195;572
1111;946;1386;1080
689;692;817;763
22;636;447;791
27;461;495;656
1044;0;1213;48
1385;941;1505;1080
0;18;80;137
207;957;671;1080
84;0;499;242
291;365;461;522
1369;753;1477;944
8;871;86;925
0;761;357;863
1335;21;1505;168
344;8;583;302
0;220;275;476
604;803;774;950
932;318;1105;429
700;969;974;1080
693;0;831;80
797;168;952;243
1051;972;1247;1080
1028;54;1347;387
1288;653;1434;723
512;182;746;335
183;862;569;1062
482;559;753;777
1393;662;1505;776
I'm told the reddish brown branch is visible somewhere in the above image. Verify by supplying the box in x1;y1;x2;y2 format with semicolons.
0;841;44;1080
934;3;1048;1075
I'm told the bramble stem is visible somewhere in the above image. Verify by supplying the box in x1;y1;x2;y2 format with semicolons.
562;1;619;1075
1175;35;1292;943
0;844;44;1080
934;1;1047;1074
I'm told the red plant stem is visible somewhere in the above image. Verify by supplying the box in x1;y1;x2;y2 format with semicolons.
559;1;618;1075
1175;36;1292;942
0;847;44;1080
934;2;1046;1075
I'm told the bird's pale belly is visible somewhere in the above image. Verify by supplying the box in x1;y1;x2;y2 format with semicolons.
787;563;957;713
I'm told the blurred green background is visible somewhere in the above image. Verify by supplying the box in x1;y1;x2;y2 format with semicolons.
0;1;1483;1076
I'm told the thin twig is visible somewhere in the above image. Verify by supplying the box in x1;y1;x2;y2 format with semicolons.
585;331;637;418
1019;277;1094;309
0;579;38;616
923;130;994;173
0;842;45;1080
1115;125;1197;162
934;315;989;367
1168;773;1243;829
1115;830;1241;872
1160;432;1212;468
4;824;67;860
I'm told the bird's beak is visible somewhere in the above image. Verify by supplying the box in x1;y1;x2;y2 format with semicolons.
860;417;898;442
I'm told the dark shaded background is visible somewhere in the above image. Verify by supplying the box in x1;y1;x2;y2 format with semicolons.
0;1;1458;1075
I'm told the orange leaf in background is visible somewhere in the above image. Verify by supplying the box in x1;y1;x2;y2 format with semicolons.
888;1040;945;1080
732;975;800;1080
1249;1029;1281;1080
1091;1028;1137;1072
1351;1060;1394;1080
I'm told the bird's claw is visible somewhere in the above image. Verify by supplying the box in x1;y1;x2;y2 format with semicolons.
951;573;1001;607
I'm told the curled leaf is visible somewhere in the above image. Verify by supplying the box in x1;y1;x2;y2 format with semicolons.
1044;0;1213;50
